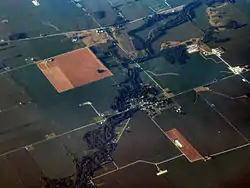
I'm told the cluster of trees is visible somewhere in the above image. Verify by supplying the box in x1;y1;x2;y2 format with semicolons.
161;45;190;64
112;67;143;111
202;19;246;44
84;125;117;150
43;107;139;188
9;32;28;40
93;11;106;19
224;20;246;29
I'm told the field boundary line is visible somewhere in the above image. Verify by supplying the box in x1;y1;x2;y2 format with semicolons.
198;93;250;143
93;154;184;180
0;120;103;157
210;142;250;157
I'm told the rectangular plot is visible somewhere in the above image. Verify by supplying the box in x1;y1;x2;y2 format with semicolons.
37;48;113;93
0;74;30;110
37;64;74;93
29;139;75;178
200;75;250;140
7;149;43;188
0;156;25;188
0;103;52;154
118;2;152;20
166;128;203;162
141;53;229;94
166;0;194;8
